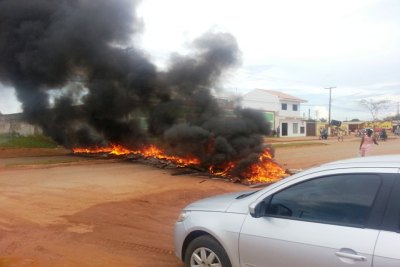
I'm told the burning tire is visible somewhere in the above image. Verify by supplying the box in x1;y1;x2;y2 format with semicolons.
185;235;231;267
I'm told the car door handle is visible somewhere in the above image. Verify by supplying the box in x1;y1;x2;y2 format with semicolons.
335;251;367;261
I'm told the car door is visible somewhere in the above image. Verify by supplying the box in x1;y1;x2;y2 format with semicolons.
239;172;387;267
373;173;400;267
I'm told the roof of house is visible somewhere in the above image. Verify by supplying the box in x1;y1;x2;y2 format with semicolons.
254;89;307;103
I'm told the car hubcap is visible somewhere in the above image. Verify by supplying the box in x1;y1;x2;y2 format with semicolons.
190;247;222;267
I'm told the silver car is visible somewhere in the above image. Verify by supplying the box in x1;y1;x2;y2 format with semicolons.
174;155;400;267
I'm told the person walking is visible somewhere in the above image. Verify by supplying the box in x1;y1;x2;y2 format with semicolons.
337;128;344;142
359;129;378;157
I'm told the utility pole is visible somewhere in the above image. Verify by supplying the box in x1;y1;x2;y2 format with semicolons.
325;86;336;134
397;102;400;136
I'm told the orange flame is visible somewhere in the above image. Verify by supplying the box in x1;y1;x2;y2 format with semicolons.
72;144;132;155
73;144;286;183
73;144;200;167
244;149;287;183
208;162;236;176
134;145;201;166
206;149;287;183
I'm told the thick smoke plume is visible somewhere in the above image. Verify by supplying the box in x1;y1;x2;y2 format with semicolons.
0;0;271;176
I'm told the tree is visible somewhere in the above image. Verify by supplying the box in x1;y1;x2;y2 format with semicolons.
384;114;400;121
359;99;389;121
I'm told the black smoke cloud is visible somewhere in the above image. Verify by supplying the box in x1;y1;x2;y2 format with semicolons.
0;0;153;146
0;0;271;175
164;108;271;174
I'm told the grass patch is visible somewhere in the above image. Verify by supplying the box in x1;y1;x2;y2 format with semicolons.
0;134;58;148
272;142;328;148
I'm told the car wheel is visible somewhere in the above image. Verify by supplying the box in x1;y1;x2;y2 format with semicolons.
185;235;232;267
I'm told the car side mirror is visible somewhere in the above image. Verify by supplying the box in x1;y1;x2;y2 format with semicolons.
249;201;259;217
249;197;270;218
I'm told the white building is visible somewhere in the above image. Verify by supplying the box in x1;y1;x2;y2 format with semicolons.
241;89;307;137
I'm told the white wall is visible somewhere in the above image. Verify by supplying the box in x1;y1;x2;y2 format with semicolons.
0;120;9;134
241;90;280;111
278;100;302;118
279;119;306;137
0;120;42;136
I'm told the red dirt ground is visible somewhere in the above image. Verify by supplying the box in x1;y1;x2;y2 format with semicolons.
0;136;399;267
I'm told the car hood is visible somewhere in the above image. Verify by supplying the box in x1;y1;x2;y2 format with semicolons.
184;191;253;212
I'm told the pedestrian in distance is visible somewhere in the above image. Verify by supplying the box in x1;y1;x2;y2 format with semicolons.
337;128;344;142
359;129;378;157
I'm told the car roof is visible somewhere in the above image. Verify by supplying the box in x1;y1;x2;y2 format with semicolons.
320;154;400;169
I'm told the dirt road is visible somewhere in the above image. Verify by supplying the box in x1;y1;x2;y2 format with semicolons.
274;136;400;169
0;136;399;266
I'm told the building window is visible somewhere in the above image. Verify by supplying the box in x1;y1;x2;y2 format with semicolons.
281;103;287;110
293;123;298;134
293;104;298;111
300;126;305;134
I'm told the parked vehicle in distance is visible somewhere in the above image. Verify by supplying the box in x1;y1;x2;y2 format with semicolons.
319;128;328;139
174;155;400;267
378;129;388;141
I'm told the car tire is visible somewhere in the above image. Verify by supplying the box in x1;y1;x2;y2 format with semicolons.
185;235;232;267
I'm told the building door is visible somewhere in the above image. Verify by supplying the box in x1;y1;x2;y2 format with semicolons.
281;123;288;136
306;122;316;136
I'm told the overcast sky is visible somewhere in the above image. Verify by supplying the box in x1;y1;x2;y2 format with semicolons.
1;0;400;121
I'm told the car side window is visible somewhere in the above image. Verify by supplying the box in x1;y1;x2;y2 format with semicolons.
265;174;382;227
